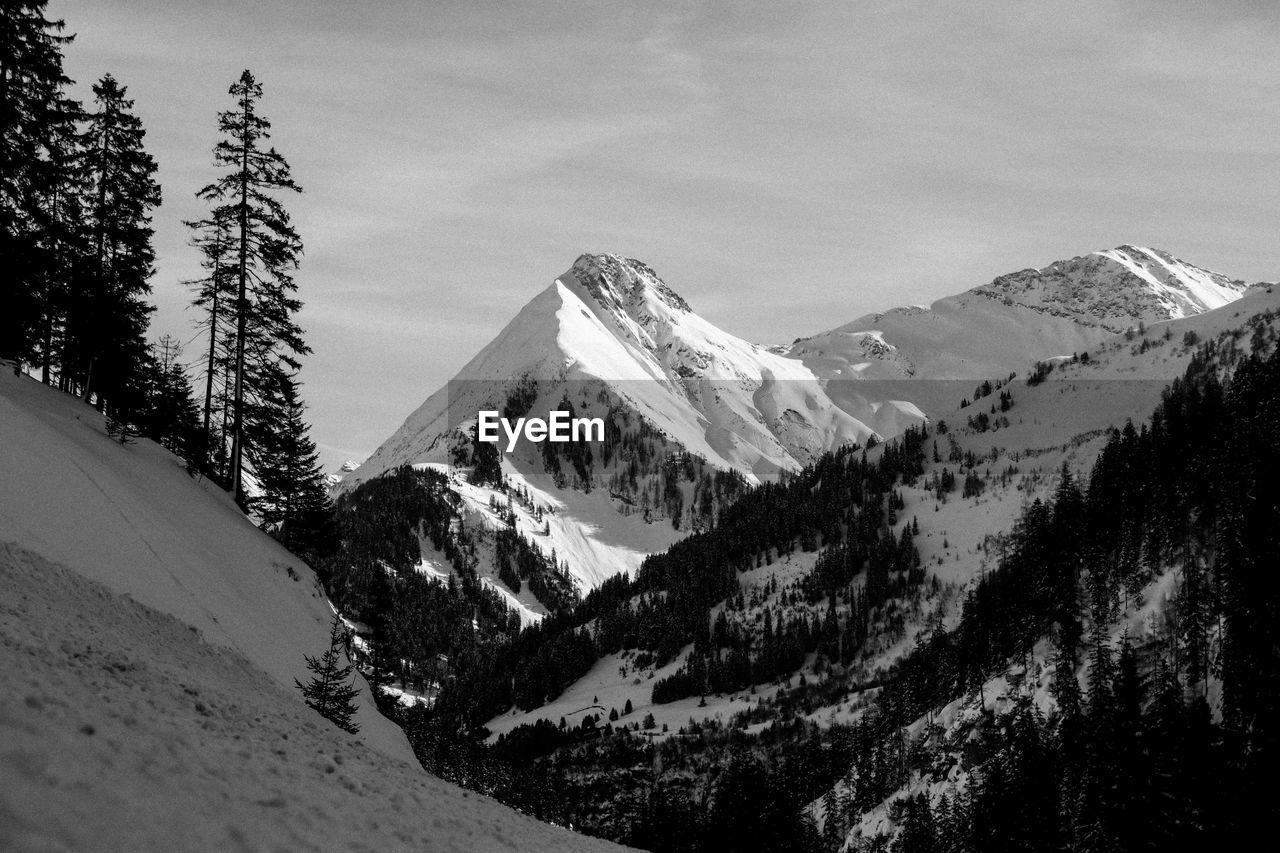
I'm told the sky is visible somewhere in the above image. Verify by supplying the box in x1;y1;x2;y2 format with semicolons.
52;0;1280;469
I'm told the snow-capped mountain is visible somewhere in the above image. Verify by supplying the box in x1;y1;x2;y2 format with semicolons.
785;245;1249;430
475;283;1280;850
343;247;1249;605
346;253;874;491
342;254;878;595
489;284;1280;736
324;458;360;490
789;245;1246;381
353;246;1245;494
977;245;1247;322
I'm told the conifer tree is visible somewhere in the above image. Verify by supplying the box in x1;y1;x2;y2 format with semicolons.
1110;636;1149;851
32;87;85;386
1178;556;1212;695
144;335;201;463
252;372;335;561
197;69;306;503
0;1;74;372
821;787;844;850
296;611;361;734
184;208;236;475
67;73;159;422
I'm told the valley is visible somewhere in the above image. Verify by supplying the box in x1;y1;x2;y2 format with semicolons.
8;4;1278;849
316;246;1279;850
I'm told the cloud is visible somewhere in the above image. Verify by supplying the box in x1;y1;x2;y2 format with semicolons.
50;0;1280;468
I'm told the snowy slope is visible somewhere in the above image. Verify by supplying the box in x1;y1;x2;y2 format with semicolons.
0;369;630;850
943;281;1280;455
0;541;631;852
344;253;876;597
346;248;1250;605
0;369;412;760
788;246;1249;413
417;458;684;595
850;281;1280;661
811;285;1280;849
482;284;1280;747
776;246;1250;465
348;253;875;489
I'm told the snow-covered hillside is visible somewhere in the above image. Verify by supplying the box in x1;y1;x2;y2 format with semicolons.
812;283;1280;849
0;369;409;761
789;245;1247;393
343;253;877;598
344;248;1250;610
483;283;1280;754
416;458;685;598
0;370;628;851
0;542;630;853
349;253;874;489
981;245;1246;324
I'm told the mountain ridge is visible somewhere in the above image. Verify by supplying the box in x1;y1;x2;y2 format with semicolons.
343;245;1251;603
346;252;877;491
788;244;1249;382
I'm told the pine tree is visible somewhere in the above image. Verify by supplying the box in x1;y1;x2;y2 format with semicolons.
67;73;159;424
1178;556;1211;696
1109;636;1148;851
895;794;937;853
184;207;236;477
296;611;361;734
1052;640;1085;835
143;335;201;464
0;1;75;372
32;85;85;386
252;372;335;562
821;786;844;850
197;69;306;503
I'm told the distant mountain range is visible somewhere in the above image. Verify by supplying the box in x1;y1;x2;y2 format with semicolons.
340;245;1256;599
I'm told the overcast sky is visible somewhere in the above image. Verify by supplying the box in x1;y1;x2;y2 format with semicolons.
53;0;1280;468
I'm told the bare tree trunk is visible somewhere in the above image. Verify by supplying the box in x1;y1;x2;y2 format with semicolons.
202;238;222;466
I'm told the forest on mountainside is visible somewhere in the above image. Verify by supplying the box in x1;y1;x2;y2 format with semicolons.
354;331;1280;852
327;422;931;845
2;2;334;559
839;334;1280;852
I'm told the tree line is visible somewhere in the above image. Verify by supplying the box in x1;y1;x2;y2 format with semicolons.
346;424;931;848
2;2;331;559
831;334;1280;851
386;328;1280;852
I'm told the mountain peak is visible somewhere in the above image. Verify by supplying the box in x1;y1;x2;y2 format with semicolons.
978;244;1246;324
1104;242;1160;257
568;253;692;315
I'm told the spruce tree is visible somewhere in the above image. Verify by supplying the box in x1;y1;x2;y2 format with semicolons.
1109;637;1148;850
0;1;74;372
68;73;159;423
143;335;201;464
197;69;306;503
1178;556;1212;696
253;372;335;561
32;86;85;386
821;786;844;849
296;611;361;734
184;208;236;477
